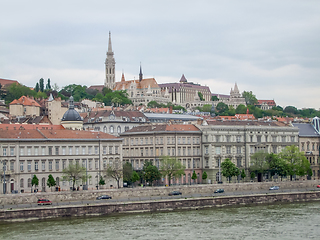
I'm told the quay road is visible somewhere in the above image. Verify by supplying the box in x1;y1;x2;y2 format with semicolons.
1;187;319;210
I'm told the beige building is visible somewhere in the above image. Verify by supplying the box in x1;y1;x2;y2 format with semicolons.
9;96;41;117
0;128;123;194
120;124;203;185
46;95;68;125
199;120;299;183
292;122;320;178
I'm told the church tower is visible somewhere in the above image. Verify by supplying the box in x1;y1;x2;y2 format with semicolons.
105;31;116;89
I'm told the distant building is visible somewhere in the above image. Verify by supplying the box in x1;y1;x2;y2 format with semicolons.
256;100;276;110
143;113;202;124
9;96;41;117
60;96;83;130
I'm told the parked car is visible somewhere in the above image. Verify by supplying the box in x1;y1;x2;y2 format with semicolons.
37;198;52;205
269;186;280;190
168;191;182;196
96;195;112;200
214;189;224;193
317;185;320;188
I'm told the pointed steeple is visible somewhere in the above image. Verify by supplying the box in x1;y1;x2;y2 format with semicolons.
105;31;116;89
139;63;143;82
234;82;239;93
179;74;187;83
121;72;125;82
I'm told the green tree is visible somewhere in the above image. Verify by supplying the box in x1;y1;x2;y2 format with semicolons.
283;106;298;115
35;82;40;93
62;162;86;190
39;78;44;92
241;169;246;182
242;91;258;105
221;158;238;183
202;171;208;183
198;92;204;101
143;161;161;186
99;176;106;186
235;104;247;114
46;78;51;90
160;156;185;186
211;95;219;101
216;102;229;115
105;164;122;188
191;171;197;183
249;151;269;182
32;175;39;191
250;172;256;180
131;171;140;186
279;145;311;180
47;174;56;191
201;104;212;112
123;162;133;184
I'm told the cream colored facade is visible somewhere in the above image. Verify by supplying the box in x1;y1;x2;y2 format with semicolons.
120;124;203;185
0;130;123;194
9;103;40;117
199;120;299;183
46;98;68;125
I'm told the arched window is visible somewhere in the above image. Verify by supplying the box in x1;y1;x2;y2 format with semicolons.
110;126;114;133
27;178;31;188
125;126;129;132
103;126;107;133
117;126;121;133
20;178;24;188
56;177;60;186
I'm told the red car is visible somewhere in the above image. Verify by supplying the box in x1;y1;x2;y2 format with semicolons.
317;185;320;188
37;198;52;205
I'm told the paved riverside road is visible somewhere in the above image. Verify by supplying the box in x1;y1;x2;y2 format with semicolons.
1;187;319;210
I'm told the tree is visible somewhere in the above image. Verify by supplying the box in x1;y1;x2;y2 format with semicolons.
202;171;208;183
216;102;229;115
143;161;161;186
198;92;204;101
131;171;140;186
235;104;247;114
241;169;246;182
99;176;105;186
250;172;256;180
221;158;238;183
47;174;56;191
249;151;269;182
46;78;51;90
283;106;298;115
123;162;133;184
279;145;311;180
211;95;219;101
39;78;44;92
160;156;185;186
242;91;258;105
62;162;86;190
105;164;122;188
191;171;197;183
35;82;40;92
32;175;39;191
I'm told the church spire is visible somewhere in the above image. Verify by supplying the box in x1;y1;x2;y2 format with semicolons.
139;63;143;82
105;31;116;89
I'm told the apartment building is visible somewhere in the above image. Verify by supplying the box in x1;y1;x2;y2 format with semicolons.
120;124;202;185
0;128;122;193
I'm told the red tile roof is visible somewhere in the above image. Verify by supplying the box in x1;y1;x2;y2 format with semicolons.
122;124;200;133
0;128;119;140
205;120;288;127
9;96;41;107
0;124;64;130
257;100;276;106
0;78;19;86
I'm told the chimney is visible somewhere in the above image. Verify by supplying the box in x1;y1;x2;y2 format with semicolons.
169;106;173;114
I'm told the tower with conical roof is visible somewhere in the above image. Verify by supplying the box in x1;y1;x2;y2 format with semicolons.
105;31;116;89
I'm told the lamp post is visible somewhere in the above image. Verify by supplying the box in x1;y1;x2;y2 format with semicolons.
2;160;6;194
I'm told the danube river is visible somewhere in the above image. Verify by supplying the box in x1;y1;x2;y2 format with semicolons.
1;201;320;240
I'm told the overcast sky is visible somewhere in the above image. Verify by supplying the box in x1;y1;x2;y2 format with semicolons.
1;0;320;109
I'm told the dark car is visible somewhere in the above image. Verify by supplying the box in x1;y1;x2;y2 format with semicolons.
96;195;112;200
214;189;224;193
269;186;280;190
37;198;52;205
168;191;182;196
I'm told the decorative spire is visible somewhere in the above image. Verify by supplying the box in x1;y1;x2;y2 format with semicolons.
234;82;239;93
121;72;125;82
69;96;74;110
179;74;187;83
139;63;143;82
108;31;113;54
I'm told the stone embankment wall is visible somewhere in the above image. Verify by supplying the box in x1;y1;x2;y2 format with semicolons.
1;191;320;222
0;180;318;205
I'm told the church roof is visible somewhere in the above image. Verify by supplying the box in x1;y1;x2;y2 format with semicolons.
114;78;159;90
159;82;211;93
61;97;82;121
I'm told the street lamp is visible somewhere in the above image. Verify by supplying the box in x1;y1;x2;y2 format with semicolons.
2;160;7;194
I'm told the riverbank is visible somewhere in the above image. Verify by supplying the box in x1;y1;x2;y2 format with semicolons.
1;191;320;222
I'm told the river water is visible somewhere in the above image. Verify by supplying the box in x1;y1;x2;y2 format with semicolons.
1;201;320;240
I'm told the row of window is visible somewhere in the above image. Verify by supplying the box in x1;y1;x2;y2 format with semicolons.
4;158;120;172
123;147;201;157
125;136;201;146
301;142;319;151
129;158;201;170
2;145;120;157
203;134;296;143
